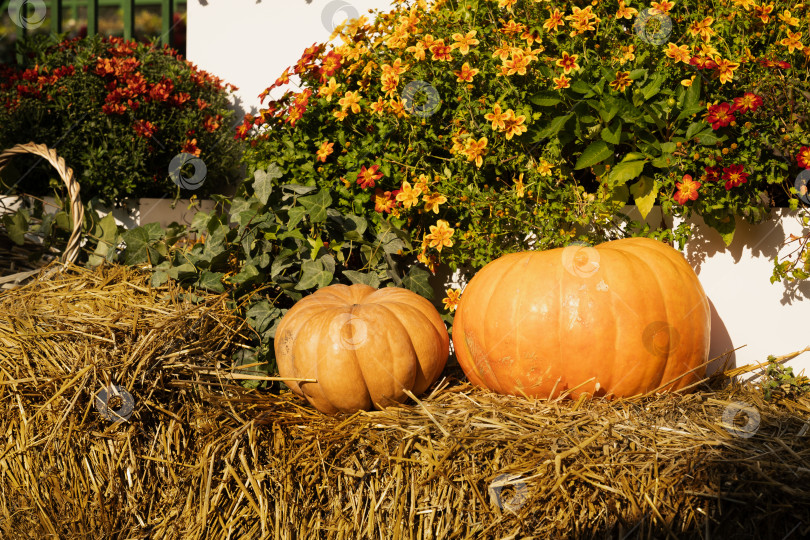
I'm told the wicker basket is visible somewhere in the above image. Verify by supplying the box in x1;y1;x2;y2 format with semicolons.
0;142;84;280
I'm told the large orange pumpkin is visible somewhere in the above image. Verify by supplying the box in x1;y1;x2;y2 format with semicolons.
452;237;710;399
275;284;449;414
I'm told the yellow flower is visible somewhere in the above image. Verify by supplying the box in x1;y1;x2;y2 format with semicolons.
451;30;479;55
493;41;513;61
555;51;580;74
536;159;553;176
414;174;430;194
425;220;455;252
543;8;565;32
381;73;400;96
778;10;800;26
689;17;716;42
515;173;525;197
395;181;423;208
732;0;755;9
504;52;532;76
484;103;508;131
381;58;409;78
319;77;341;102
338;90;362;113
503;111;528;140
406;40;427;61
680;75;695;87
370;97;386;116
664;43;691;64
455;62;480;82
498;0;518;8
423;192;448;214
714;58;739;85
609;71;633;92
333;109;348;121
615;0;638;19
780;30;804;54
442;288;462;312
463;137;488;168
417;250;438;273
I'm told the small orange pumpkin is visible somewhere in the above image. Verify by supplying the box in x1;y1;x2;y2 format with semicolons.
452;237;711;399
275;284;449;414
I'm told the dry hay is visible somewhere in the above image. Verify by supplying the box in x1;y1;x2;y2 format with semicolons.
0;263;809;539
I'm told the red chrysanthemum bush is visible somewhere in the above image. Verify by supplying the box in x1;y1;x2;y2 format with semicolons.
0;34;242;203
240;0;810;295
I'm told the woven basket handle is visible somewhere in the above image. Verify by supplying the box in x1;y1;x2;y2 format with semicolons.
0;142;83;266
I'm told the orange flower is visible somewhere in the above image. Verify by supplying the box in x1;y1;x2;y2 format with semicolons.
182;138;201;157
455;62;480;82
381;73;400;95
504;52;531;76
425;220;455;252
133;120;157;139
316;141;334;163
442;288;462;312
673;174;701;204
429;39;453;61
553;74;571;90
374;188;397;213
689;17;716;41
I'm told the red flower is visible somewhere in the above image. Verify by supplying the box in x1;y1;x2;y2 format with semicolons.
148;79;174;101
733;92;763;114
703;166;722;183
133;119;157;138
673;174;701;204
689;56;718;70
797;146;810;169
721;164;749;190
357;165;384;189
319;51;342;81
706;102;735;130
204;114;222;133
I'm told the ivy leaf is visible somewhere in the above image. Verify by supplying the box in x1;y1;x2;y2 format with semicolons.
281;184;317;195
122;226;161;265
197;271;226;293
575;140;613;170
246;300;281;334
299;188;332;223
629;176;658;219
402;266;433;299
253;163;283;205
704;213;736;246
608;159;646;186
343;270;382;288
167;262;197;280
287;206;307;229
2;211;28;245
296;259;333;290
271;254;294;278
229;263;260;285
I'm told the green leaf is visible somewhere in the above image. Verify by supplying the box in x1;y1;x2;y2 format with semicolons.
599;97;621;123
2;211;28;245
600;119;622;145
685;121;705;140
402;266;433;299
703;213;736;246
695;129;722;145
571;80;598;96
168;262;198;280
229;263;260;285
253;163;282;205
296;259;333;290
683;74;701;110
660;142;677;154
122;227;160;265
342;270;382;288
611;184;630;205
538;113;573;140
54;211;71;232
529;92;561;106
281;184;317;195
246;300;281;334
607;160;646;185
629;176;658;219
197;271;226;293
641;72;666;100
574;140;613;170
299;188;332;223
287;206;307;229
151;270;169;287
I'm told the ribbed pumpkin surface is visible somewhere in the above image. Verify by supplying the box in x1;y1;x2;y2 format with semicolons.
452;237;711;399
275;284;449;414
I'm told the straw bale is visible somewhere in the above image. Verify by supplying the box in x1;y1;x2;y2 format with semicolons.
0;263;809;539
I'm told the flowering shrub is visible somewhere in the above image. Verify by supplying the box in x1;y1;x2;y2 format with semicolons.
240;0;810;294
0;34;240;203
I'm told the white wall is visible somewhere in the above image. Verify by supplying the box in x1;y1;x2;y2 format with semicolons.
187;0;394;118
186;2;810;378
